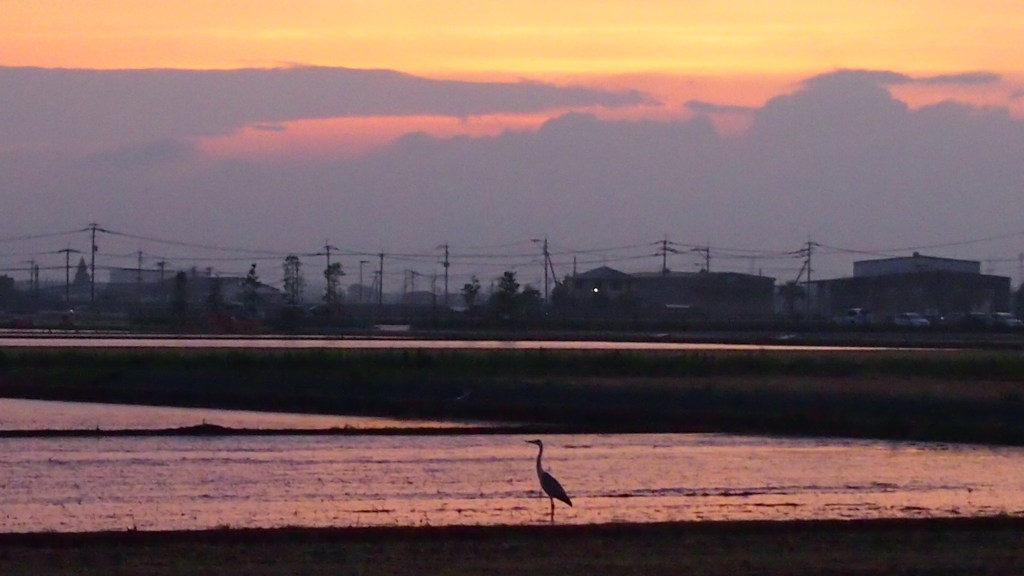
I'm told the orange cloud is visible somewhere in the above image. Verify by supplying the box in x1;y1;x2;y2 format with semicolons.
196;74;793;160
199;113;557;161
198;68;1024;161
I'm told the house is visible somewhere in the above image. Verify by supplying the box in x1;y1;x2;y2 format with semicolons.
571;266;775;318
570;266;634;301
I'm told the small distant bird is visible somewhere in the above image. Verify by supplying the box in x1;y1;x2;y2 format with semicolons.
525;439;572;522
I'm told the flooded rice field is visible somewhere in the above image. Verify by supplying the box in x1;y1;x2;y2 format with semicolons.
2;421;1023;532
0;398;469;431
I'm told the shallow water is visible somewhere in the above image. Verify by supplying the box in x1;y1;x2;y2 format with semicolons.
0;398;469;431
2;433;1022;533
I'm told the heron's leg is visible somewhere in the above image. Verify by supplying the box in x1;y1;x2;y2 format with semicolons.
549;497;555;523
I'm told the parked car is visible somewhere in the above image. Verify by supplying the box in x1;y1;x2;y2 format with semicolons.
893;312;930;327
835;307;873;326
990;312;1023;329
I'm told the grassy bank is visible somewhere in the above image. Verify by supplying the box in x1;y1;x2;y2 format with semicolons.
3;347;1024;444
3;518;1024;576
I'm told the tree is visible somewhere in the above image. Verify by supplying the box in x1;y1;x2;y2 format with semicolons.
282;254;305;305
242;263;261;317
461;276;481;309
0;274;15;306
550;275;574;308
73;257;90;287
489;271;521;319
518;284;542;315
497;271;519;296
324;262;343;306
171;271;189;329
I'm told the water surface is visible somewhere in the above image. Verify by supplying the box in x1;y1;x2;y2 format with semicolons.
0;398;469;431
2;433;1021;533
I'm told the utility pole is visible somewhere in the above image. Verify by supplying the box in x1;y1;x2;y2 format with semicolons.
377;252;385;305
406;270;419;299
371;270;381;306
321;242;337;305
87;223;100;305
532;236;551;302
24;259;37;293
542;237;549;302
440;243;450;307
656;236;678;274
57;248;81;305
804;239;815;315
693;245;711;272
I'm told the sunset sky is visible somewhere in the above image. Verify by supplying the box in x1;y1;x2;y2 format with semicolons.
6;1;1023;74
2;1;1023;288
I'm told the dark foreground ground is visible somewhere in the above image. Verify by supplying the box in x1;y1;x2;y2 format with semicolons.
3;517;1024;576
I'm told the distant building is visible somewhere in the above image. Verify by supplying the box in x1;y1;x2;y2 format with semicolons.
108;268;165;285
178;273;284;309
104;267;169;303
814;252;1010;319
571;266;634;301
853;252;980;277
571;266;775;318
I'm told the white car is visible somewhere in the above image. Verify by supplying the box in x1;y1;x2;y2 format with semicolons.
990;312;1023;329
893;312;930;327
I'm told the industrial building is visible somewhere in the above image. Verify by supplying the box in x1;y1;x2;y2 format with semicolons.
812;252;1011;320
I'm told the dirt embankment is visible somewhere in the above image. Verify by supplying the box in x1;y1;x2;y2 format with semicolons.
3;347;1024;444
3;518;1024;576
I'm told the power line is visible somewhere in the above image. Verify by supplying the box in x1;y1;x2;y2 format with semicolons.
4;224;1024;288
99;227;291;257
0;229;83;244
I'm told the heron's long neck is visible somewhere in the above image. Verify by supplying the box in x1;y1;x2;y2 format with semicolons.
535;444;544;475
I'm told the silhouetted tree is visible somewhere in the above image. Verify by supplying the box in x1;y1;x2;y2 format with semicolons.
242;263;261;317
518;285;542;315
171;271;189;329
550;275;575;308
73;257;90;287
282;254;304;305
324;262;343;306
489;271;520;319
461;276;481;310
0;275;14;307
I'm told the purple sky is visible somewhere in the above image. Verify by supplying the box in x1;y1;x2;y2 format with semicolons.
2;67;1023;291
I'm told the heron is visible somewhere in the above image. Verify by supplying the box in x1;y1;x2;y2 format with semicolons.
525;439;572;522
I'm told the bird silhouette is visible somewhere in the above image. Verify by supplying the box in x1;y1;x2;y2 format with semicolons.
525;439;572;522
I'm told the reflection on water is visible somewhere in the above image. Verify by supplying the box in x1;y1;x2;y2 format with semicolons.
0;398;470;431
2;433;1023;533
